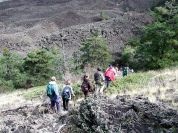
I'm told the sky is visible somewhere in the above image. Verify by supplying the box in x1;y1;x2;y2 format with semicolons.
0;0;10;2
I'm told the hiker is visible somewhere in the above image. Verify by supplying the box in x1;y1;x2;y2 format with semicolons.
94;67;105;94
46;76;60;113
81;74;92;99
104;65;116;88
61;80;75;111
122;66;129;77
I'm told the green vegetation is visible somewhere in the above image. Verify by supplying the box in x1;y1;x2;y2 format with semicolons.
22;86;45;100
0;48;26;92
23;49;57;86
0;48;62;93
108;72;154;94
22;83;83;100
121;1;178;70
72;83;83;99
75;32;112;69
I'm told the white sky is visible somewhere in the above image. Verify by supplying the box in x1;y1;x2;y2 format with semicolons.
0;0;10;2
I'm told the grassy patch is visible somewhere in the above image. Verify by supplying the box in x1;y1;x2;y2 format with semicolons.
17;72;156;100
22;83;83;100
107;72;154;94
22;86;45;100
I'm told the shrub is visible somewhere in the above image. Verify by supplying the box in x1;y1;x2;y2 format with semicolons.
0;48;27;91
0;80;14;93
121;1;178;70
72;83;83;99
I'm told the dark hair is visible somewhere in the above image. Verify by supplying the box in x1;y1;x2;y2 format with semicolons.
97;67;101;71
84;74;89;79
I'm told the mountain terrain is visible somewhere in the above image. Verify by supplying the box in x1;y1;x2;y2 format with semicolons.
0;68;178;133
0;0;164;56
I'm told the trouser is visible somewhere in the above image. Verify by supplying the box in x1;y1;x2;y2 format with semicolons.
62;97;69;111
105;76;111;88
95;83;105;94
51;100;60;112
83;91;89;99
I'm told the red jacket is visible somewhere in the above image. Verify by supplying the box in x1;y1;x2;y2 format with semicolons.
104;68;116;81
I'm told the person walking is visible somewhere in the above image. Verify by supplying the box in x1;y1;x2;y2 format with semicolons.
46;76;60;113
61;80;74;111
81;74;92;99
94;68;105;94
122;66;129;77
104;65;116;88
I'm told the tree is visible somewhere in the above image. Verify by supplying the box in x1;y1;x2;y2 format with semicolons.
23;49;55;85
77;33;112;69
122;1;178;70
0;48;26;90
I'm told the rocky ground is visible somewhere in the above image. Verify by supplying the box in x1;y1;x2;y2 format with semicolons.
0;0;164;56
0;95;178;133
66;95;178;133
0;103;67;133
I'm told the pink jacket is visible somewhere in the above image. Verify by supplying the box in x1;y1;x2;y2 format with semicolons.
104;67;116;81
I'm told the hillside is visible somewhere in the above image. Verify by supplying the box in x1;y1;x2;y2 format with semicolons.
0;68;178;132
0;0;163;56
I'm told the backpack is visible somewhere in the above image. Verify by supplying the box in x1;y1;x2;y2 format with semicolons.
47;84;54;98
62;86;71;99
81;81;89;92
94;72;102;81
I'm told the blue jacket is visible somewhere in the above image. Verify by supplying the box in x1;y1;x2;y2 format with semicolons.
47;81;60;101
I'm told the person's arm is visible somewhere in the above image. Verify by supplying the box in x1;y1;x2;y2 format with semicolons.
53;84;60;96
101;72;105;81
70;86;75;96
88;80;92;91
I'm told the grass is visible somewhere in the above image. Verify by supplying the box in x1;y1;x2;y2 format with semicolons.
22;83;83;100
2;68;178;111
21;72;154;100
22;86;45;100
107;72;154;94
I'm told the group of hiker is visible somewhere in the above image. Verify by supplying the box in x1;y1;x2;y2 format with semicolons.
46;65;133;112
46;77;74;112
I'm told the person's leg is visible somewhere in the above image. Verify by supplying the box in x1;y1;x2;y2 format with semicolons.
51;100;55;111
95;83;99;94
62;97;66;110
66;99;69;111
55;101;60;113
100;83;105;94
107;80;111;88
84;91;89;99
106;76;112;88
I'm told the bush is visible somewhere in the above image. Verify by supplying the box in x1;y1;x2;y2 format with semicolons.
121;1;178;70
0;80;14;93
72;83;83;99
0;48;27;91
